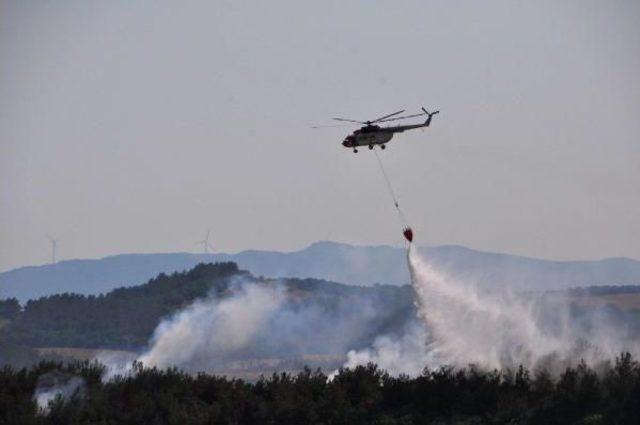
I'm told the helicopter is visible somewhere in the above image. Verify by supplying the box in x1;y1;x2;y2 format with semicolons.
332;107;439;153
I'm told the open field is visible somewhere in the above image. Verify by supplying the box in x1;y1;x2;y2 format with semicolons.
566;292;640;311
35;347;137;362
33;347;345;379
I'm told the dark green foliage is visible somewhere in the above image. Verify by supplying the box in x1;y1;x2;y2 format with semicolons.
1;355;639;424
1;262;242;349
0;298;20;320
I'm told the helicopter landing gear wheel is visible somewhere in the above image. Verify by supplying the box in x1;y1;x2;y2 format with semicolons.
369;145;374;150
381;144;386;150
353;148;358;153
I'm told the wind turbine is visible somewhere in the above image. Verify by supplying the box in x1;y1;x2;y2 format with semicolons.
195;230;214;255
46;235;57;264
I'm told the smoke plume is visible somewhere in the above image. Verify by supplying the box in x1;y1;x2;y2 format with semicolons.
34;371;86;413
101;248;640;380
102;276;409;378
138;281;285;370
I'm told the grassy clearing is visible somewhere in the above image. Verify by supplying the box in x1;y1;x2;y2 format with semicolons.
569;292;640;311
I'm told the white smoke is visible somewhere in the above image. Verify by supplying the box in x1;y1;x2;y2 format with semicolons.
139;282;285;369
101;276;396;380
100;281;285;380
34;371;85;413
344;245;640;374
100;247;639;380
342;320;431;376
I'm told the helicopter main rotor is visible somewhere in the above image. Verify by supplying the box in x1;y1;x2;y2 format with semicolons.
332;109;426;126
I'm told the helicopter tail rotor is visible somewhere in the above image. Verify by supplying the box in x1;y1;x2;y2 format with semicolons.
422;108;440;127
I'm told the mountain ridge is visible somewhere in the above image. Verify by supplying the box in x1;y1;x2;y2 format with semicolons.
2;241;640;302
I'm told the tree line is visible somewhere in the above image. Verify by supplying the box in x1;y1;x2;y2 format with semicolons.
2;354;640;424
0;298;20;320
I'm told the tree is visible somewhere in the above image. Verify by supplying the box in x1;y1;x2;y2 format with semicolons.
0;298;20;320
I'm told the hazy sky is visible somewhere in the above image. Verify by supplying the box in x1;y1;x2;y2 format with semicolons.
1;0;639;271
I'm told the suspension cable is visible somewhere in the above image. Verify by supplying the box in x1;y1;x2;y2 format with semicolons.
373;147;409;226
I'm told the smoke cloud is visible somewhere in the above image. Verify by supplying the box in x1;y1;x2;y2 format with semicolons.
34;371;86;413
342;320;431;376
102;248;640;380
138;282;286;369
102;276;411;378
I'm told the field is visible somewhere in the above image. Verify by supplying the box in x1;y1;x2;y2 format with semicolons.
566;292;640;311
35;347;137;363
33;347;344;379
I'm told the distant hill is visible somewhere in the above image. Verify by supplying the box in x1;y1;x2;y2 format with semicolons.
1;242;640;302
0;262;414;370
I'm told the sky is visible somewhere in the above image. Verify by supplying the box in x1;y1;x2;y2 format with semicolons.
1;0;639;271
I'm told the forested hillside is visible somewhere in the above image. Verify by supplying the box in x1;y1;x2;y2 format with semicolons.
0;262;415;365
2;262;243;349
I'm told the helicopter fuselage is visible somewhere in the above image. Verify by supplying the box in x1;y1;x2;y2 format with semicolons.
341;123;426;149
334;107;438;152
